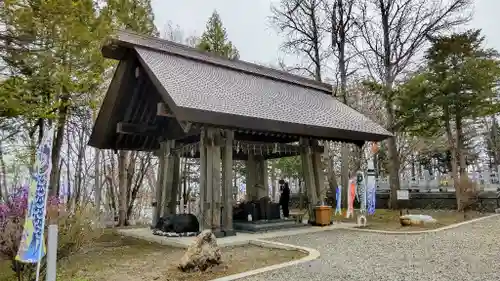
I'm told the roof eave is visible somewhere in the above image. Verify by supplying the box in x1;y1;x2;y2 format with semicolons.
178;106;392;144
102;40;127;60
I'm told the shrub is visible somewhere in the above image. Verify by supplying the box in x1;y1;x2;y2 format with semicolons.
0;186;103;281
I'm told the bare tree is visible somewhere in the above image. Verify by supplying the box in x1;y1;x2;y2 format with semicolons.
324;0;358;207
118;150;129;226
355;0;471;208
162;21;199;47
271;0;328;81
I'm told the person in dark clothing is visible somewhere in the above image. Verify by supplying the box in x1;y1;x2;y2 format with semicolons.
278;179;290;218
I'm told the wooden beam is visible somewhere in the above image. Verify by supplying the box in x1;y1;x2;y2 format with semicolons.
116;122;159;136
157;102;175;117
205;129;214;230
222;130;234;233
152;143;167;226
300;138;317;223
199;130;207;230
161;140;175;217
169;153;181;215
211;129;222;231
246;153;257;200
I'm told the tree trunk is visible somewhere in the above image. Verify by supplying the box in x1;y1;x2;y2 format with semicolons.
48;97;70;197
444;107;460;209
118;150;129;226
386;101;401;209
92;107;102;213
95;148;101;213
455;114;467;177
380;1;401;209
0;142;7;200
337;21;350;209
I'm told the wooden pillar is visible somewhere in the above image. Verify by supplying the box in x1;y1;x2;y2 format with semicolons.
300;138;318;223
199;130;207;230
161;140;175;217
169;153;180;215
263;160;269;196
200;128;223;237
222;129;234;235
255;157;268;199
152;142;166;226
246;153;257;200
203;130;213;230
211;130;222;232
311;141;326;203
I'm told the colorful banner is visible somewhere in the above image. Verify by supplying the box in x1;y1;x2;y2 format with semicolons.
346;179;355;218
366;159;377;215
334;185;342;215
16;127;54;263
356;171;367;214
367;184;376;215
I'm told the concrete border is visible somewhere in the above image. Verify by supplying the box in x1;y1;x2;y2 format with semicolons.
345;213;500;235
210;239;320;281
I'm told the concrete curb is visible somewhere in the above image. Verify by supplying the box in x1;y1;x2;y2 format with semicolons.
345;213;500;235
210;239;320;281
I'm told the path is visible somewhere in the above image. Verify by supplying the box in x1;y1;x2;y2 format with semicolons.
241;215;500;281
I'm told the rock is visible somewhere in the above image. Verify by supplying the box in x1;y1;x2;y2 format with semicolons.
156;214;200;233
178;230;222;272
400;214;437;227
495;208;500;214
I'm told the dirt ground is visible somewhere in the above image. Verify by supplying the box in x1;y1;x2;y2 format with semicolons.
0;231;306;281
61;232;305;281
292;208;488;231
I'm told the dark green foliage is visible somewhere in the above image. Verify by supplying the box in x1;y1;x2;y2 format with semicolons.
396;29;500;136
196;11;239;59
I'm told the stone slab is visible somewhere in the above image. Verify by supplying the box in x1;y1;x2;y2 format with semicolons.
233;220;308;232
116;223;358;249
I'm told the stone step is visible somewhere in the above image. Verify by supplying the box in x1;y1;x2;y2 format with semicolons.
233;220;308;233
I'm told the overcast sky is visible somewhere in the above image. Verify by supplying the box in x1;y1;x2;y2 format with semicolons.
151;0;499;67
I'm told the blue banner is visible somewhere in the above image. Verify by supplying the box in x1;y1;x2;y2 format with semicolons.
334;185;342;215
16;128;54;263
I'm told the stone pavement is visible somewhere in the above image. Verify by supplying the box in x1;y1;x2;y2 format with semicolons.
241;215;500;281
117;222;358;248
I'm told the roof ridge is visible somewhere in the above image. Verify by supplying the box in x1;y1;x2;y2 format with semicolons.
109;29;333;94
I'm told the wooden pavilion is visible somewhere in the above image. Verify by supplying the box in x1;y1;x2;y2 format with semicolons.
89;30;392;237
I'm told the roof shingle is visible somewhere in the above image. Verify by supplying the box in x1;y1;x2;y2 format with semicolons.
97;30;392;144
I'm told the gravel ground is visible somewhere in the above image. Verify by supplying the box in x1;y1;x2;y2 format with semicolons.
242;215;500;281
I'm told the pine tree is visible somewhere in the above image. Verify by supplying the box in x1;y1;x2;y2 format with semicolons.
197;11;239;59
103;0;158;36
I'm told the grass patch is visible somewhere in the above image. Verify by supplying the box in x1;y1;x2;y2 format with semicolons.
292;208;489;231
1;229;306;281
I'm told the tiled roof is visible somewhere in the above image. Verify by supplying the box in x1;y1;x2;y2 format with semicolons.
97;30;392;144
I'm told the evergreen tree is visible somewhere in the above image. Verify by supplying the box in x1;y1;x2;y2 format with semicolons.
396;30;500;208
103;0;158;36
0;0;158;201
197;11;239;59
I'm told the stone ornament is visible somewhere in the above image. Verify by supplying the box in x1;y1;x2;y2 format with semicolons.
178;230;222;272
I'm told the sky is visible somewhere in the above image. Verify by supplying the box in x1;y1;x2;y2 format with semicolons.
151;0;500;67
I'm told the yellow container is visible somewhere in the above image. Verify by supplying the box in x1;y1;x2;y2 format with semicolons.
315;206;332;226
